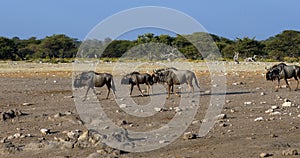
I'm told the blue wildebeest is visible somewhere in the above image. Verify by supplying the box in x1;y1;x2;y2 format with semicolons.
121;72;154;96
153;68;200;99
266;63;300;92
73;71;116;100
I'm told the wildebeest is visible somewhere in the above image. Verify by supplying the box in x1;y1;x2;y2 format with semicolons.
153;68;200;99
121;72;154;96
266;63;300;92
73;71;116;100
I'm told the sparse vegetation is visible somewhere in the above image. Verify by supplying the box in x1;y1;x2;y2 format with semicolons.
1;30;300;62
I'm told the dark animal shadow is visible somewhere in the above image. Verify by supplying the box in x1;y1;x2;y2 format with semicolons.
201;91;251;96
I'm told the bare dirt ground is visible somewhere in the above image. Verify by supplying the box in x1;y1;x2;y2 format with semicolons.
0;61;300;158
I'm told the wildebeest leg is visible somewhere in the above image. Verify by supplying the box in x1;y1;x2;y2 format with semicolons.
146;84;150;95
105;83;111;99
174;86;181;97
294;76;299;91
189;84;194;97
83;87;91;101
275;79;280;92
167;84;171;99
284;78;291;91
136;83;144;96
129;85;134;96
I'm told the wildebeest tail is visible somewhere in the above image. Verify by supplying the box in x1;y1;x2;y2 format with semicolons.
111;77;117;92
193;73;200;89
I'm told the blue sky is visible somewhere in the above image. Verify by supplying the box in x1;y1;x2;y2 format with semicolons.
0;0;299;41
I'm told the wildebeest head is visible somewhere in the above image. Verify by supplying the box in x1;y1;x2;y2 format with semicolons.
121;75;131;84
152;69;170;83
266;63;287;81
266;66;280;81
73;71;94;88
121;72;139;84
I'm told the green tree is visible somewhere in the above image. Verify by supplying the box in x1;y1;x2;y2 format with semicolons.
263;30;300;60
0;37;17;60
40;34;77;58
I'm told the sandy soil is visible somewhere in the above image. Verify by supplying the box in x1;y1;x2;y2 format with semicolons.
0;61;300;158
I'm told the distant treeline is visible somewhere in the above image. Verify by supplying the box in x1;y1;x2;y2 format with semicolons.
1;30;300;62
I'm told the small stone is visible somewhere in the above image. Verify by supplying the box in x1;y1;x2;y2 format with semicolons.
192;120;199;125
204;90;211;94
78;131;89;141
269;111;281;116
7;135;15;140
265;109;274;114
64;111;72;115
225;100;231;104
154;107;162;112
282;101;292;107
244;101;252;105
259;152;272;157
67;130;81;139
0;137;7;143
260;92;266;96
54;113;62;118
216;114;227;120
282;148;298;156
219;123;229;127
174;107;182;113
13;133;22;138
119;104;127;108
22;103;32;106
271;106;279;109
182;132;197;140
40;128;50;135
159;140;168;144
64;96;74;99
254;117;264;122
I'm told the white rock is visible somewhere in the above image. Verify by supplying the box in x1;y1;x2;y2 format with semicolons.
154;107;162;112
265;109;274;114
159;140;168;144
7;135;15;140
254;117;264;122
271;106;279;109
174;107;182;113
22;103;32;106
204;90;211;94
78;131;89;141
244;101;252;105
40;128;50;135
260;92;266;96
119;104;127;108
282;102;292;107
216;114;227;120
269;111;281;116
13;133;22;138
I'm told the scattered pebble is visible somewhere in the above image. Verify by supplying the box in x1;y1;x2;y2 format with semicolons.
259;152;272;157
40;128;50;135
282;148;298;156
254;117;264;122
244;101;252;105
182;132;197;140
119;104;127;108
282;101;292;107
